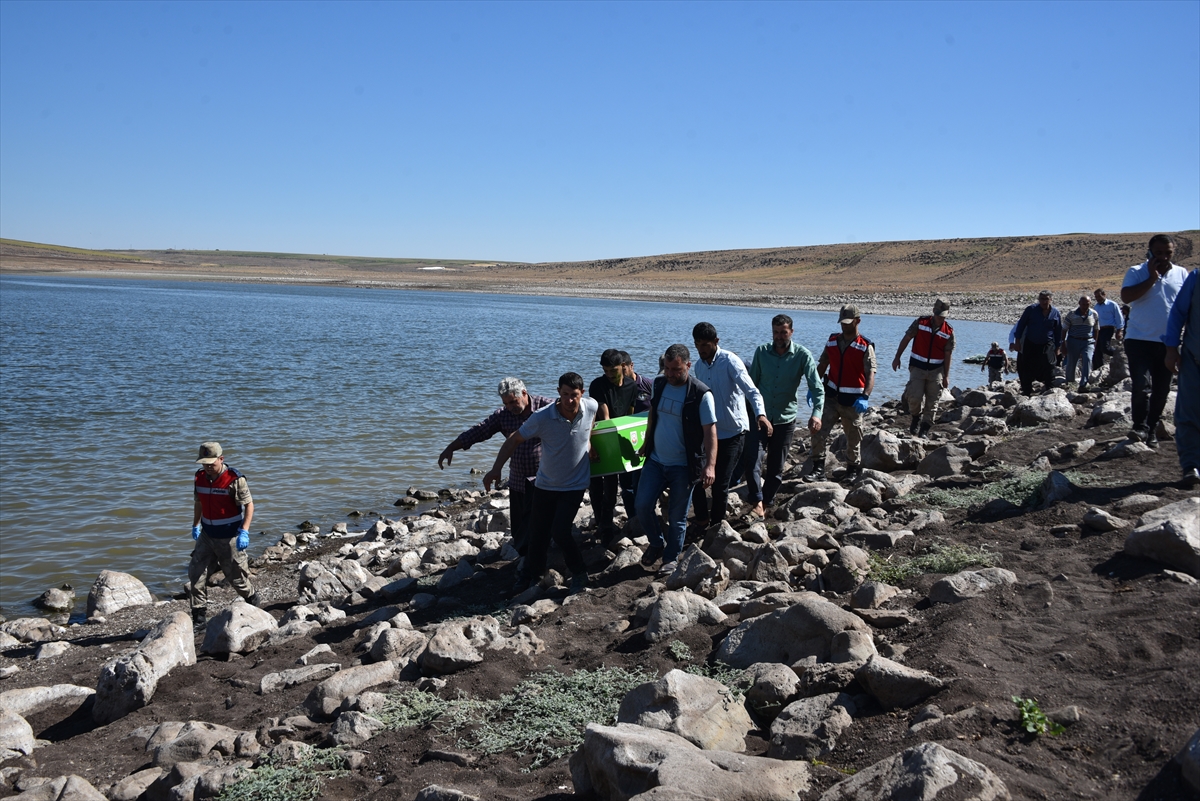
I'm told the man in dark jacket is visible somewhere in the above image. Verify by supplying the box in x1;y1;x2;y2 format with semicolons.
1013;291;1063;396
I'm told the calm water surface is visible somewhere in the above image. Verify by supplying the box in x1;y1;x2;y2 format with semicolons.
0;277;1008;616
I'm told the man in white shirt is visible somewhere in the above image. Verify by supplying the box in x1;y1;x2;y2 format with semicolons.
690;322;771;531
1120;234;1189;446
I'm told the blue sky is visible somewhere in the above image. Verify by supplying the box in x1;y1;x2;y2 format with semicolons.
1;1;1197;263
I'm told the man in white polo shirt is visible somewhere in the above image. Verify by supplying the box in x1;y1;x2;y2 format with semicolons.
1121;234;1188;447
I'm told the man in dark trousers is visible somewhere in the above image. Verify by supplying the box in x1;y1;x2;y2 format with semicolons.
1013;290;1063;396
439;378;553;556
588;349;652;545
189;442;259;630
1164;265;1200;486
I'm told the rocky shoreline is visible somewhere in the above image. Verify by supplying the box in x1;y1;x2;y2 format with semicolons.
1;365;1198;800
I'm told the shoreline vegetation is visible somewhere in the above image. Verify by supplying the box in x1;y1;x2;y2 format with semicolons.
3;230;1196;324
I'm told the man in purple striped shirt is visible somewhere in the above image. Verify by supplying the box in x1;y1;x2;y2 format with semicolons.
439;377;553;556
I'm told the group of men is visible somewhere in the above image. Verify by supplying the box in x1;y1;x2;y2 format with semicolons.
440;299;965;592
186;233;1196;621
1010;234;1198;485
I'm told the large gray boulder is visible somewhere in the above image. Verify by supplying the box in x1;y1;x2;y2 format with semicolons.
861;431;925;472
1125;498;1200;578
768;692;856;760
1015;390;1074;425
0;684;94;718
305;660;398;718
570;723;810;801
93;612;196;724
915;445;972;478
201;600;278;656
929;568;1017;605
146;720;258;767
715;592;872;668
369;628;429;664
330;711;386;747
618;669;753;752
0;707;34;757
86;570;154;617
855;655;946;711
665;545;730;599
419;616;505;675
297;558;373;603
0;617;65;644
818;741;1010;800
8;774;107;800
645;591;727;643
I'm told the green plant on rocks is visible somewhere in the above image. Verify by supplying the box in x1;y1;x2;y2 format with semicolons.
667;640;693;662
216;745;348;801
916;467;1046;509
1012;695;1065;736
867;539;1001;584
684;660;752;700
381;665;655;770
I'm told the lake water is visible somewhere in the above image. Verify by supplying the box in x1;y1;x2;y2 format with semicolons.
0;276;1009;617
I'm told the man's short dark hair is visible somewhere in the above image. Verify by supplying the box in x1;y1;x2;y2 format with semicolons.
692;322;718;342
664;343;690;363
1038;290;1052;298
772;314;793;329
619;350;632;365
600;349;623;369
1149;234;1174;251
558;372;584;391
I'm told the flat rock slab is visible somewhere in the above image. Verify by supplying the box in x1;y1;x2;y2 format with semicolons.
0;684;94;718
818;741;1010;800
929;568;1017;605
570;723;810;801
1126;498;1200;578
93;612;196;725
716;592;871;668
855;655;946;711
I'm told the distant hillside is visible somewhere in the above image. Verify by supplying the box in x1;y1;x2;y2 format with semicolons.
3;232;1195;323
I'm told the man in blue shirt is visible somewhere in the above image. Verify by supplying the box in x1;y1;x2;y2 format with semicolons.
634;344;718;575
1092;288;1124;369
1013;290;1063;397
691;322;771;531
1164;267;1199;487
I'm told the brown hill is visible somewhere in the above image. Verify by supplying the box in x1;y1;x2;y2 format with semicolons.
3;231;1196;323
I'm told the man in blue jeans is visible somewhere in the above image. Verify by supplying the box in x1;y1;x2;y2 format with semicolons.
1164;266;1200;487
634;344;718;575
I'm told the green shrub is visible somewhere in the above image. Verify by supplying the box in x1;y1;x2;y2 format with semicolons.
667;640;693;661
1012;695;1065;736
216;746;348;801
867;539;1001;584
916;468;1045;509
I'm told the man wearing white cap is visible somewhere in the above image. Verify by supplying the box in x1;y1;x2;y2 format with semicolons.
189;442;259;630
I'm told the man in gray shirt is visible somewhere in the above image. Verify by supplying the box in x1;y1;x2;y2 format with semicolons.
485;372;598;595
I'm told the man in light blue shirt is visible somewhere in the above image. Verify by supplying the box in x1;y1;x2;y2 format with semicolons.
1092;288;1124;369
485;372;598;595
691;322;771;530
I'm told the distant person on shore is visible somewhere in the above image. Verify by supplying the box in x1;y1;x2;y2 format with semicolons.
484;372;598;595
890;298;955;438
1061;295;1100;391
1092;288;1124;368
745;314;824;514
634;344;717;574
1164;265;1199;487
808;305;875;484
1121;234;1188;446
1013;290;1063;396
690;322;770;530
189;442;259;631
982;341;1011;384
588;349;652;546
439;378;553;557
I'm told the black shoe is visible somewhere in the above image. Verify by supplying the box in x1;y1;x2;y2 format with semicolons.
567;573;589;594
640;545;664;567
1129;425;1147;442
804;466;826;483
1182;467;1200;488
843;464;863;483
246;592;262;608
918;421;932;438
509;575;535;597
1146;428;1159;448
909;416;920;435
192;608;207;632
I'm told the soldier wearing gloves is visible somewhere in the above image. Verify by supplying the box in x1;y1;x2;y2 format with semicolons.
189;441;260;630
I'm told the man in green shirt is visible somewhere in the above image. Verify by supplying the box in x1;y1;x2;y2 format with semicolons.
745;314;825;513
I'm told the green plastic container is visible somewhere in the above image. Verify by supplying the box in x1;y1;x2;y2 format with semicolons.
590;412;648;477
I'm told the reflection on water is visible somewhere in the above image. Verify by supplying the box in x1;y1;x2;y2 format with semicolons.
0;277;1009;615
